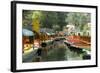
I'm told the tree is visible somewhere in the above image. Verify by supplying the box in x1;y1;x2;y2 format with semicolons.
22;10;33;26
56;12;67;31
40;11;58;29
66;12;91;32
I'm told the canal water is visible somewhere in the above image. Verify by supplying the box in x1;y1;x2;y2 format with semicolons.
23;40;90;62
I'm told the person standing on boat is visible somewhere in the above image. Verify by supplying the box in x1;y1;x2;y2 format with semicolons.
35;47;42;62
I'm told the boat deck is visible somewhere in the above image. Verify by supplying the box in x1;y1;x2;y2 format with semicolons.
66;36;91;50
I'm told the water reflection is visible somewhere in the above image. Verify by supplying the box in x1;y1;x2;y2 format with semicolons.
23;39;90;62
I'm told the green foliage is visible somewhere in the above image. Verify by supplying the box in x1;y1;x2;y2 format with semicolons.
40;11;58;28
66;12;91;32
22;10;91;34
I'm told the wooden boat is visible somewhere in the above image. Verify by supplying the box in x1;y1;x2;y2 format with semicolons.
64;35;91;51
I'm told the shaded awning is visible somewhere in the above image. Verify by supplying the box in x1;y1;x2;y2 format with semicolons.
22;29;34;36
40;28;55;35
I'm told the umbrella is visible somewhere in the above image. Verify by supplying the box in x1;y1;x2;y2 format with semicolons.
22;29;34;36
